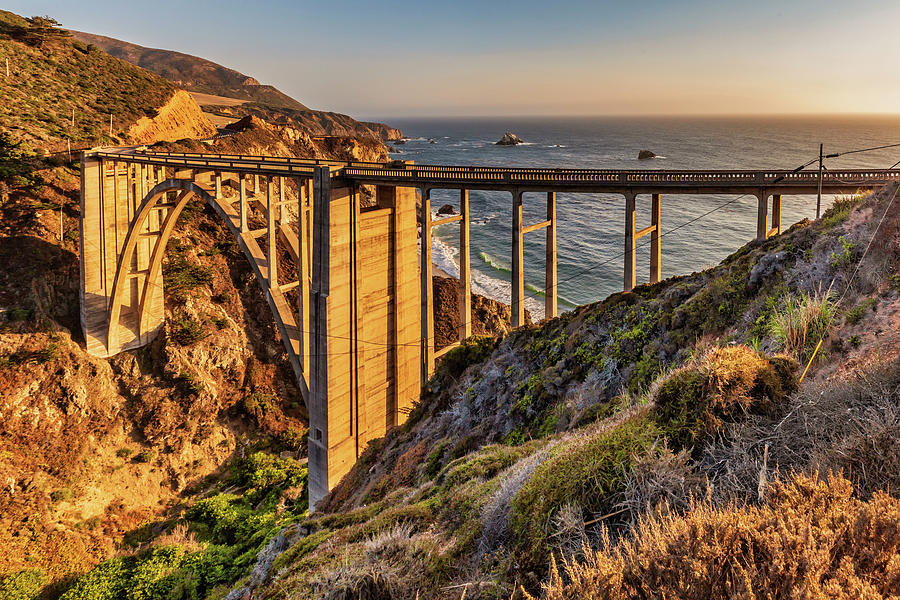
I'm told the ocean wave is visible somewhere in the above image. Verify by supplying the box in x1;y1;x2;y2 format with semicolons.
479;251;511;275
422;241;546;319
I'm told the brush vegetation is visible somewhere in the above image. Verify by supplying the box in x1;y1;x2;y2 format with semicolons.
0;10;177;150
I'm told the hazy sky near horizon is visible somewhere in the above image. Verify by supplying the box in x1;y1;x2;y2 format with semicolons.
6;0;900;119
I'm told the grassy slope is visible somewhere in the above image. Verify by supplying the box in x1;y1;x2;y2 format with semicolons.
70;31;308;111
245;186;898;599
0;11;179;151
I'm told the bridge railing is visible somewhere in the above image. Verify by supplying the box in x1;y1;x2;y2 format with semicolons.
89;149;900;189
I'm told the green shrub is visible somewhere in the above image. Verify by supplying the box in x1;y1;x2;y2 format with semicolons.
433;335;497;381
653;346;797;451
169;316;206;346
6;307;30;321
235;451;308;492
116;448;133;458
830;235;855;269
134;450;155;464
163;251;213;303
176;371;203;394
0;569;47;600
768;291;834;363
511;415;660;567
821;193;865;228
50;487;73;502
844;298;876;325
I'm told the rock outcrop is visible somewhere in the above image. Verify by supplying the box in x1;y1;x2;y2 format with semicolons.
215;115;390;162
638;149;657;159
432;274;531;349
361;121;404;141
496;131;524;145
126;89;217;144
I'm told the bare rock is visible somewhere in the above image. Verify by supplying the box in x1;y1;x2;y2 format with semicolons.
437;204;455;216
496;131;524;146
638;149;657;159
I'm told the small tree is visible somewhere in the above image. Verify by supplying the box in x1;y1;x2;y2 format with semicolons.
23;16;70;48
0;132;43;200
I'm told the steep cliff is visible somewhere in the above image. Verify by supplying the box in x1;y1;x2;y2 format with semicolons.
71;30;403;142
126;89;216;144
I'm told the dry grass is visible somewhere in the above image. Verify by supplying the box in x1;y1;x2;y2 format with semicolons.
613;444;701;525
535;473;900;600
768;289;835;363
700;356;900;502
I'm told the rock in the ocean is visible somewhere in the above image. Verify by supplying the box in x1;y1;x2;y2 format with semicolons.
638;149;657;159
437;204;455;216
496;131;524;145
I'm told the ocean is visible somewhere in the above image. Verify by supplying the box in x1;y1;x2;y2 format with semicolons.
382;115;900;317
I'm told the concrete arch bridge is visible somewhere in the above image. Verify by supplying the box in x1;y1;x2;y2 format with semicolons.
79;148;900;506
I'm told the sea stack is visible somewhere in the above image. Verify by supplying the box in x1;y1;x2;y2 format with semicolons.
638;149;657;159
496;131;524;145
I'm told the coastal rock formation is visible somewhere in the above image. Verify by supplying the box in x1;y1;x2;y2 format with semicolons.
437;204;455;216
638;149;657;159
431;274;531;349
496;131;524;145
126;89;217;144
361;122;404;141
214;115;390;162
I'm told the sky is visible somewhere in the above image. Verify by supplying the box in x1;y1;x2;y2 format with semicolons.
5;0;900;119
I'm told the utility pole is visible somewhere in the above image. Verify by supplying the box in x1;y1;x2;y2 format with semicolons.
816;143;824;220
5;58;8;78
71;108;75;127
109;114;113;137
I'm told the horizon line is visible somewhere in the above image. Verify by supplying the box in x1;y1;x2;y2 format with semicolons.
357;111;900;122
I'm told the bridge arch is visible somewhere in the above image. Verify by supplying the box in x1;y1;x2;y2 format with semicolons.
106;179;209;353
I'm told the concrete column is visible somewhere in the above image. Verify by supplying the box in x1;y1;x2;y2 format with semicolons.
239;175;248;233
215;172;222;199
267;176;278;289
254;173;260;195
80;153;109;357
420;188;435;383
545;191;557;319
459;189;471;340
756;190;768;240
298;176;310;385
279;176;285;222
624;192;636;292
511;191;525;327
650;193;661;284
772;194;782;236
309;166;332;510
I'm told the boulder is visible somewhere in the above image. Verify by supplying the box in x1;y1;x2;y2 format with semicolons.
638;149;657;159
437;204;455;216
496;131;524;146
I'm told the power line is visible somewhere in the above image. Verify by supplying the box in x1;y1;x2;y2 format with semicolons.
824;141;900;159
799;181;899;383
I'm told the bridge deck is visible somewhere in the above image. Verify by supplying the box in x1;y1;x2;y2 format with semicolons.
92;149;900;195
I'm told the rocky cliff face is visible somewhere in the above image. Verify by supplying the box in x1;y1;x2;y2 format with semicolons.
361;121;404;141
126;90;217;144
432;274;532;349
155;115;392;162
